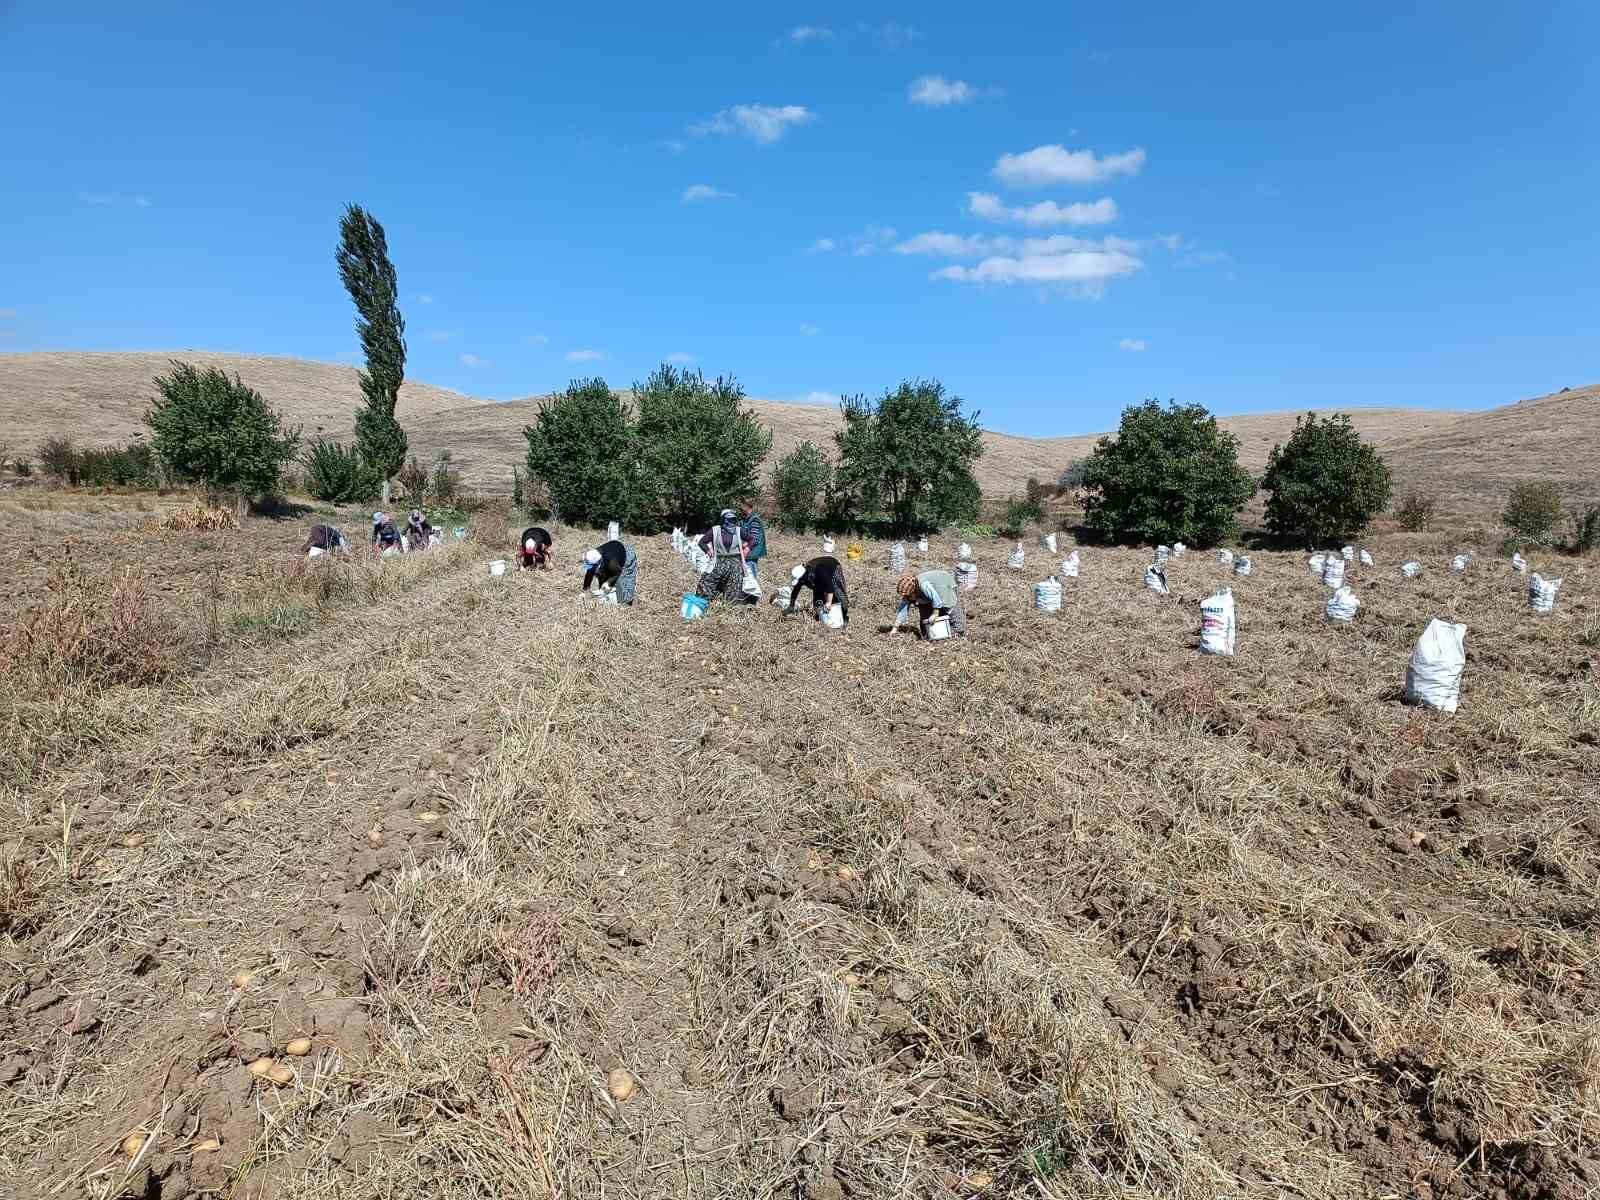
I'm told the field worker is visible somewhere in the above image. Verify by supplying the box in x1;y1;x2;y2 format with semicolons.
371;511;401;551
740;497;768;585
517;526;554;570
892;569;968;638
301;523;348;554
786;555;848;624
404;509;434;552
695;509;755;606
581;539;639;604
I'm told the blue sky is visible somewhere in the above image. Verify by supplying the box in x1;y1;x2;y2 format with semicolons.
1;2;1594;435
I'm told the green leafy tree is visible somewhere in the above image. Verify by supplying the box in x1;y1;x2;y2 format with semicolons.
1501;480;1565;547
635;364;771;529
830;379;984;536
769;441;832;531
1260;413;1393;546
523;378;640;527
144;362;300;502
303;439;372;504
38;435;79;483
337;203;408;502
1394;489;1437;532
1082;399;1255;548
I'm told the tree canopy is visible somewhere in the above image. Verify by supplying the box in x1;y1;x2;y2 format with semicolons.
1260;412;1393;546
635;364;771;528
522;378;640;527
337;203;408;495
144;362;300;501
1081;399;1255;548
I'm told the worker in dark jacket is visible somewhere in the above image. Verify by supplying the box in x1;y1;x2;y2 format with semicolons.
581;539;639;604
371;511;401;551
302;524;348;554
517;527;554;570
786;556;848;624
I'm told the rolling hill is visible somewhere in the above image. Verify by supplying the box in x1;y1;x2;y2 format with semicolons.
2;351;1592;508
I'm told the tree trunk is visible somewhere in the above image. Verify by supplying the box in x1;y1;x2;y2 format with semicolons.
382;477;391;504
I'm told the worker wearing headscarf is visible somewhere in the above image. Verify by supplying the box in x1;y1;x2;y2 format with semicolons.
785;556;848;624
371;511;401;551
517;526;554;570
404;509;434;551
302;523;348;554
582;539;638;604
891;569;967;638
695;509;754;606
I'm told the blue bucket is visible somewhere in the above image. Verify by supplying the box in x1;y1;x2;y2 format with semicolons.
681;593;709;621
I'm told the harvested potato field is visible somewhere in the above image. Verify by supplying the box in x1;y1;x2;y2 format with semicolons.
2;502;1598;1200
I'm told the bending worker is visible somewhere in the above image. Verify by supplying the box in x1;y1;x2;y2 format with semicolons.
892;569;967;638
517;526;554;570
371;511;401;551
302;523;348;554
786;555;848;625
581;538;639;604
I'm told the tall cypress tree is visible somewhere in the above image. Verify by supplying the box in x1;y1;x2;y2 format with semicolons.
336;204;408;502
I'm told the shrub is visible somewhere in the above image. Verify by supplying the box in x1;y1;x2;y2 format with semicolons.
1501;481;1565;547
1000;493;1046;537
1565;503;1599;554
829;379;984;536
1;553;176;694
1057;458;1089;490
1395;489;1437;532
769;441;833;531
635;364;771;529
304;439;373;504
1260;412;1393;546
75;441;157;488
396;455;429;501
38;435;79;483
1081;399;1256;548
13;458;32;477
429;452;461;506
144;361;300;502
523;378;640;527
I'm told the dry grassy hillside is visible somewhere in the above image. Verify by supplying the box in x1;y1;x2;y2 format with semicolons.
0;351;482;449
1382;383;1600;511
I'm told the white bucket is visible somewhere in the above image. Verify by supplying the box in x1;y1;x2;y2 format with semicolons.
822;537;836;554
593;588;619;606
488;560;507;577
917;536;929;553
1034;577;1062;612
307;546;326;559
820;603;845;629
924;615;951;641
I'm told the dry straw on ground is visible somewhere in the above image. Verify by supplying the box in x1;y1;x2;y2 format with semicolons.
0;500;1596;1199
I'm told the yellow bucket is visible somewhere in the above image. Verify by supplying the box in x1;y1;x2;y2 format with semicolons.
846;542;864;561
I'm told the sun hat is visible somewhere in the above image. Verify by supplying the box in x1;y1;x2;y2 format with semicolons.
791;564;805;581
584;548;601;565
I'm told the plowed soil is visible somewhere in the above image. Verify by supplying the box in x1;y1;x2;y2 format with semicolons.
3;509;1597;1200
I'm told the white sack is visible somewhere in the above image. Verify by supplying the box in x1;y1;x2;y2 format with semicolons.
822;536;836;554
1145;564;1169;594
1308;552;1327;575
1043;531;1058;553
1233;556;1253;577
1510;552;1527;575
917;536;929;553
1403;619;1467;714
1199;588;1236;656
958;542;972;560
1341;545;1354;560
1528;573;1562;614
957;561;978;591
607;521;620;541
889;542;907;571
1360;549;1374;567
1451;554;1470;572
1156;544;1171;565
1008;542;1026;570
1034;577;1062;613
1325;586;1361;623
1322;556;1346;588
1060;550;1080;578
1401;561;1423;578
1172;542;1187;559
1217;548;1234;566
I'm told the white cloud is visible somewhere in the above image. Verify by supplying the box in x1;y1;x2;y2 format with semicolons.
908;75;979;107
1178;249;1232;268
666;351;695;364
788;25;833;42
865;21;920;47
850;226;898;256
931;245;1143;294
417;293;435;305
799;323;821;336
459;353;487;367
424;330;451;343
566;349;605;362
662;138;688;154
690;104;816;144
78;191;151;207
805;237;837;254
525;333;549;346
682;183;735;203
1118;338;1147;352
798;391;840;405
893;231;1001;258
967;191;1118;227
894;231;1135;260
992;144;1146;187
